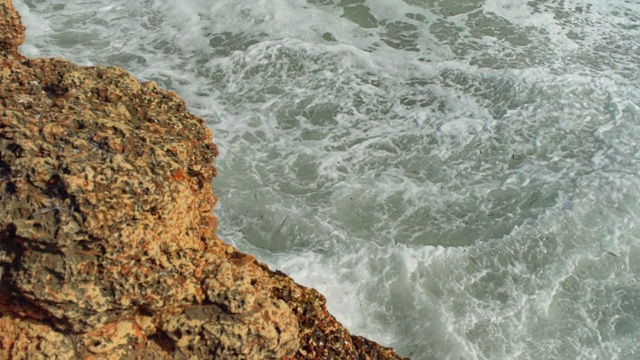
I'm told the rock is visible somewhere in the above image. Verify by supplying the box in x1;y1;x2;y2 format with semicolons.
0;0;24;60
0;1;408;359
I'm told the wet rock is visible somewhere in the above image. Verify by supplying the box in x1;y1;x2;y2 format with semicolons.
0;1;407;359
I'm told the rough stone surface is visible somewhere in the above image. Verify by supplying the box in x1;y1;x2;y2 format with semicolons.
0;1;408;359
0;0;24;60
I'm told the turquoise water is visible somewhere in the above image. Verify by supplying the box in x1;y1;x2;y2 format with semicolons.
14;0;640;358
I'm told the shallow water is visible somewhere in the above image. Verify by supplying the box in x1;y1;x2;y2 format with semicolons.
14;0;640;358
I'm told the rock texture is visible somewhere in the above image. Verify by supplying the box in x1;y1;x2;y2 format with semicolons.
0;1;407;359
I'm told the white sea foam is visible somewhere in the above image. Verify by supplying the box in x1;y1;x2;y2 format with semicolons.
15;0;640;358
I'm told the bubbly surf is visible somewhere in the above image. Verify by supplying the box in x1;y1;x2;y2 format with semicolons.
14;0;640;358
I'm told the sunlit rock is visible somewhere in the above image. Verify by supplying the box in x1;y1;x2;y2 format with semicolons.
0;0;406;358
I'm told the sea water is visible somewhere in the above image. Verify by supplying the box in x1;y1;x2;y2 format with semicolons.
13;0;640;358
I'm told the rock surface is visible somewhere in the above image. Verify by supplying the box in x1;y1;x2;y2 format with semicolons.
0;1;407;359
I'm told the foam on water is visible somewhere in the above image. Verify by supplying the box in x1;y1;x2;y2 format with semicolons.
14;0;640;358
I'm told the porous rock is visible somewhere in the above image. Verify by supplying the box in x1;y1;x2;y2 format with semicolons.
0;1;407;359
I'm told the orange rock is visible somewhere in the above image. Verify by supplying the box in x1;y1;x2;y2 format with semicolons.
0;0;24;60
0;1;407;359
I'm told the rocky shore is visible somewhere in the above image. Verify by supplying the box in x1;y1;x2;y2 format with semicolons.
0;1;406;359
